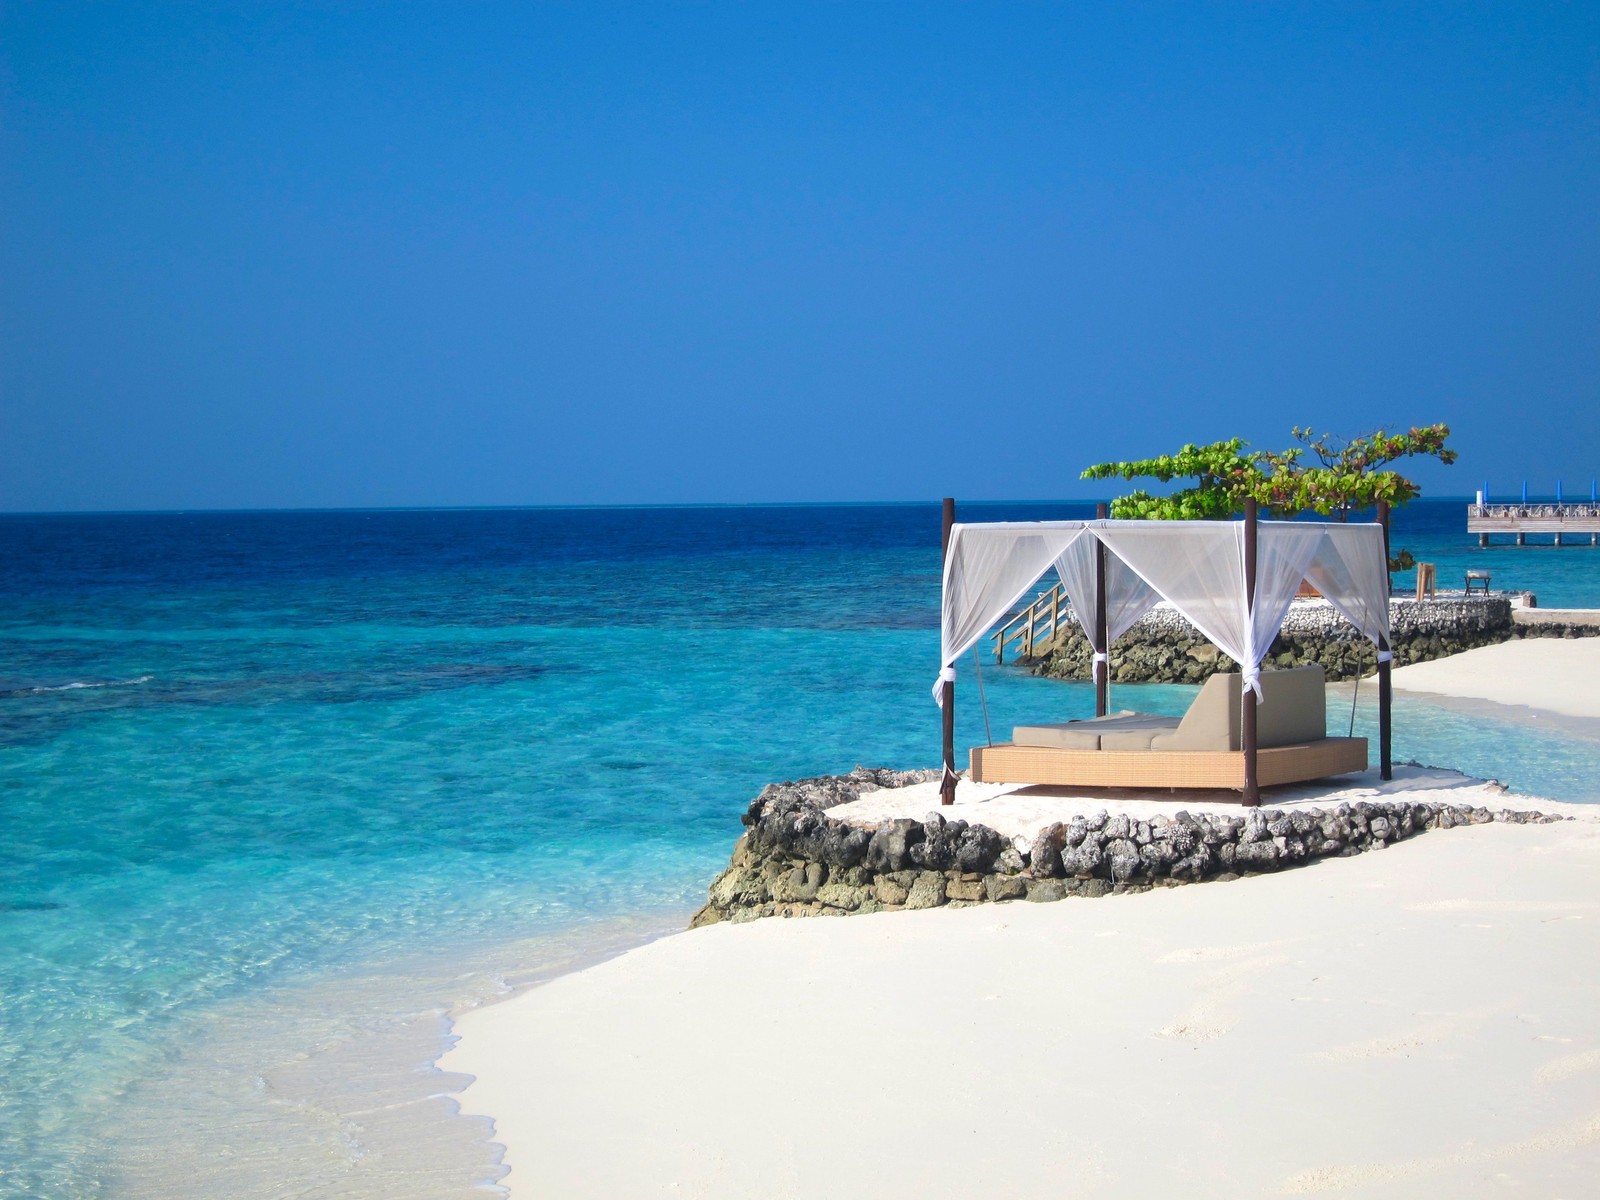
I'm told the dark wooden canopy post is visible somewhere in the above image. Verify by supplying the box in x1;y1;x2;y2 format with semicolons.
940;497;957;805
1094;501;1109;717
1242;497;1260;807
1377;499;1393;781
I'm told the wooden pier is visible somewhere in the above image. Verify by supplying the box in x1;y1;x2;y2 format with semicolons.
1468;503;1600;546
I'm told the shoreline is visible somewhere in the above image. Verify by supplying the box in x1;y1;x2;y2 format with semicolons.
97;908;697;1199
1389;637;1600;720
443;635;1600;1196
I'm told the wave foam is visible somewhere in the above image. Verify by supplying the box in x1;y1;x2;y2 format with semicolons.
10;675;154;695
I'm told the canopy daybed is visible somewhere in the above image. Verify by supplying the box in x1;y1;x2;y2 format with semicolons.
933;499;1394;808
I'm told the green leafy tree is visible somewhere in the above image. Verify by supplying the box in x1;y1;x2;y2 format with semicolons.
1080;438;1266;520
1082;424;1456;521
1258;425;1459;520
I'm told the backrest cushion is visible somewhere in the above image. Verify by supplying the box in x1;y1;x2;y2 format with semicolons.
1255;663;1327;747
1154;664;1328;752
1159;671;1241;751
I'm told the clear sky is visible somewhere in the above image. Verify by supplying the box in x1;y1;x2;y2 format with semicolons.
2;3;1596;511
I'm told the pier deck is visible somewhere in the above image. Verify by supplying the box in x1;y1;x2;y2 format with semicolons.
1467;503;1600;546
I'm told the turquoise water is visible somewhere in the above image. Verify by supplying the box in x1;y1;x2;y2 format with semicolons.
1;502;1597;1198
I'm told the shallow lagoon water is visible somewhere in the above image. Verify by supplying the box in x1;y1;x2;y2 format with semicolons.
1;502;1596;1197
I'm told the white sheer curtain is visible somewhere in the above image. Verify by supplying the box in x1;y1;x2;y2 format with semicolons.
1051;533;1160;649
1106;555;1162;642
1303;523;1391;647
1091;521;1250;672
1090;521;1324;700
936;517;1392;708
1247;523;1331;691
936;522;1085;701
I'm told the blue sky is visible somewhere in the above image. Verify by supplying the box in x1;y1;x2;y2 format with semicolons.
2;3;1596;511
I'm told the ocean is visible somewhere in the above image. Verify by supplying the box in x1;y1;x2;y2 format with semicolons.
3;499;1598;1198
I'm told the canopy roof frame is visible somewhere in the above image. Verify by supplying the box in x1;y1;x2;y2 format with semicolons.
935;501;1394;807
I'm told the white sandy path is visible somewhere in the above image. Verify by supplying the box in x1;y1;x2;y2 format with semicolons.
827;764;1539;845
445;816;1600;1199
1390;637;1600;719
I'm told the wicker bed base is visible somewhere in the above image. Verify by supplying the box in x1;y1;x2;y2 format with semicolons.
969;737;1368;791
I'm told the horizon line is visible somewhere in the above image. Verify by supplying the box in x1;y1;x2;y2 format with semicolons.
1;495;1488;519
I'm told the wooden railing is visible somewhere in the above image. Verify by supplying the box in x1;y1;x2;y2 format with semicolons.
989;581;1071;664
1471;503;1600;519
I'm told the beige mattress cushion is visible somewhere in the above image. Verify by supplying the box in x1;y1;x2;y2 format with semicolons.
1012;721;1103;750
1013;710;1181;752
1095;714;1183;750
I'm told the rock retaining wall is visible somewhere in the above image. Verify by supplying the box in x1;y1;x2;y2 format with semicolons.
1511;621;1600;640
690;767;1562;927
1035;597;1514;685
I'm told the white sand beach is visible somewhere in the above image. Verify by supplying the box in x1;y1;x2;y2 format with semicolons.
444;639;1600;1198
824;763;1541;844
1391;637;1600;719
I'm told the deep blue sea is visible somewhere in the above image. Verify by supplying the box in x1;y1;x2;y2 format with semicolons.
3;499;1598;1198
